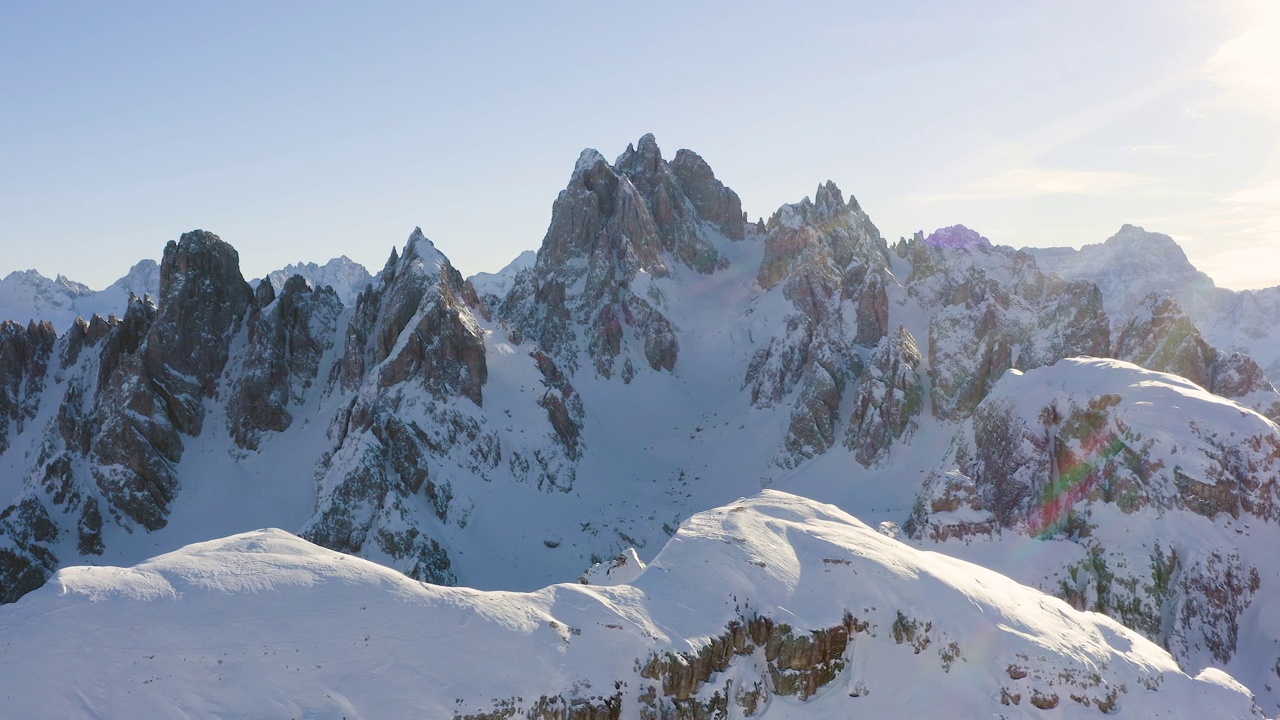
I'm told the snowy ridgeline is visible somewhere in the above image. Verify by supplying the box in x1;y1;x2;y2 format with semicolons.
0;492;1261;719
0;256;373;331
0;261;160;331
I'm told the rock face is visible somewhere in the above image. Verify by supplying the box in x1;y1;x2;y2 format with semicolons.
0;320;56;455
748;182;891;465
905;230;1110;420
0;231;253;601
91;231;252;529
1113;292;1280;420
614;134;737;272
226;275;343;450
843;326;925;467
339;229;487;404
305;230;492;584
669;148;744;241
498;135;745;380
906;359;1280;674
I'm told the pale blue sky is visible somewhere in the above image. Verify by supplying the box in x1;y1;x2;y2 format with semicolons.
2;1;1277;289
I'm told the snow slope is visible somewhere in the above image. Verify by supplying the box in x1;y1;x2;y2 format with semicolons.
909;358;1280;708
470;248;535;302
0;492;1260;719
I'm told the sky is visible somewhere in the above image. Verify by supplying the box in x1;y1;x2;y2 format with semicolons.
2;1;1278;290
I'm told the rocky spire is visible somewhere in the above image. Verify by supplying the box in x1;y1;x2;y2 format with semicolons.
89;230;253;529
0;319;56;455
500;135;745;379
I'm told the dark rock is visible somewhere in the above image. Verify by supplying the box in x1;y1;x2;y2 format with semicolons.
336;230;488;405
228;275;343;450
89;231;252;529
500;137;730;379
0;319;56;455
748;181;891;466
844;327;925;467
669;148;745;241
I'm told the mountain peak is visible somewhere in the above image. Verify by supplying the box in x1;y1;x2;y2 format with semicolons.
923;224;990;249
574;148;608;176
1103;224;1187;258
814;180;846;215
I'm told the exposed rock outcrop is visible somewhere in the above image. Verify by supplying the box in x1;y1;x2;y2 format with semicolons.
748;182;891;465
907;229;1110;420
227;274;343;450
1114;292;1280;420
306;230;494;583
0;231;253;600
843;326;925;466
90;230;252;529
907;359;1280;671
499;135;743;380
335;229;487;404
0;319;56;455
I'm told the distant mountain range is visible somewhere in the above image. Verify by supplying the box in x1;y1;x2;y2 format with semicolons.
1;134;1278;717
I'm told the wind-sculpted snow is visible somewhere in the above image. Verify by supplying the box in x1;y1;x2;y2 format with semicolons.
0;492;1261;719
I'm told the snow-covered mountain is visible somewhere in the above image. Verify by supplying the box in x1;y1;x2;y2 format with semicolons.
0;255;373;334
470;248;536;306
258;255;373;307
1028;225;1280;386
0;260;160;331
908;357;1280;695
0;492;1262;718
2;134;1280;713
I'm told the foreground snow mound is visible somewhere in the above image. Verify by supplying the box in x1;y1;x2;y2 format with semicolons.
908;357;1280;701
0;493;1260;718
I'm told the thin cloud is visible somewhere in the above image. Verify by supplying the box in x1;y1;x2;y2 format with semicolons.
917;167;1180;202
1001;74;1189;163
1219;177;1280;205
